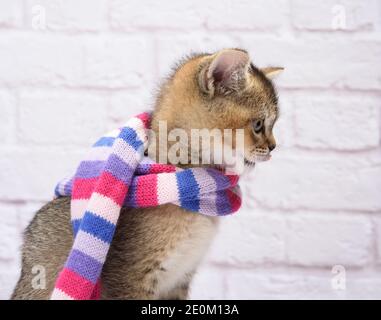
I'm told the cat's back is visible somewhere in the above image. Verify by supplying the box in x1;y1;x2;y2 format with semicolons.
12;197;73;299
12;198;218;299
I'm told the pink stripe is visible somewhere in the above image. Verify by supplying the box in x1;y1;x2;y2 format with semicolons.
72;177;97;200
51;288;74;300
87;192;121;225
227;174;239;187
91;280;101;300
136;113;150;128
156;173;180;204
226;189;241;213
145;163;177;174
70;199;88;221
54;268;95;300
136;174;158;207
95;171;129;206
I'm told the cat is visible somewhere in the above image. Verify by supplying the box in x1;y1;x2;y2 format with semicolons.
11;48;282;300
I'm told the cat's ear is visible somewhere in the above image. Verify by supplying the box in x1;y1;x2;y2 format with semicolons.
199;49;250;97
261;67;284;80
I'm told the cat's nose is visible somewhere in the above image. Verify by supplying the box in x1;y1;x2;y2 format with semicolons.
269;144;276;152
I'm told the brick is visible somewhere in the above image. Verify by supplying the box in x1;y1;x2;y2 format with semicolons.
244;153;381;211
225;271;329;299
189;265;226;299
18;90;108;146
155;34;241;79
0;205;22;261
81;36;154;89
0;90;16;144
109;90;153;126
0;34;83;87
25;0;108;31
375;218;381;265
273;94;294;149
291;0;378;31
206;0;289;31
17;202;46;232
0;269;20;300
0;0;23;28
0;147;85;201
345;278;381;299
294;94;380;150
207;211;286;266
111;0;288;32
110;0;206;30
158;35;381;90
225;270;381;299
0;34;153;89
240;37;381;90
286;213;372;267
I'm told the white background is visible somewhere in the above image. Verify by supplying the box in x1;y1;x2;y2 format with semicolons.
0;0;381;299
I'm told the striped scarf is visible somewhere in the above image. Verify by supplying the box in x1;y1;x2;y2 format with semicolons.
51;112;241;300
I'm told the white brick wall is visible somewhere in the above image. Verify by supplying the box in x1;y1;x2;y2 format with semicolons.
0;0;380;300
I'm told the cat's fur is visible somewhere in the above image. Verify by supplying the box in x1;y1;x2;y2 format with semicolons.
11;49;282;300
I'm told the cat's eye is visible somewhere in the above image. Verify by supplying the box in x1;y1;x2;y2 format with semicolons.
253;119;263;134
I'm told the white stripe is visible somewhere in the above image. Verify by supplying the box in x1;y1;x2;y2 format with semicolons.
73;230;110;264
126;117;147;145
85;146;111;161
192;169;217;194
87;192;121;225
58;181;66;196
192;169;218;215
198;193;217;216
103;128;121;138
113;138;140;165
157;173;180;204
57;176;71;195
51;288;74;300
140;156;155;165
71;199;88;221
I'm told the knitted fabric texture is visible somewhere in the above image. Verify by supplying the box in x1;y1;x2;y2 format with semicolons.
51;112;241;300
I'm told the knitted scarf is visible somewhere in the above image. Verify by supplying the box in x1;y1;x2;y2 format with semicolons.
51;112;241;300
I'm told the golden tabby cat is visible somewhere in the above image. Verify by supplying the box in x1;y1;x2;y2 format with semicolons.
12;48;282;299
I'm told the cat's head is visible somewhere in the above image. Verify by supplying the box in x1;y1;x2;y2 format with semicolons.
151;48;283;169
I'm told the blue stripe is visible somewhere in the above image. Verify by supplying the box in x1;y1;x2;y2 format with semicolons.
206;168;230;192
54;180;72;197
93;137;115;147
76;160;105;179
119;127;144;151
104;154;135;184
135;163;151;175
176;170;200;212
72;219;81;237
210;174;231;215
65;249;102;284
79;211;116;244
54;184;60;197
64;178;73;196
216;191;232;215
124;179;137;207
